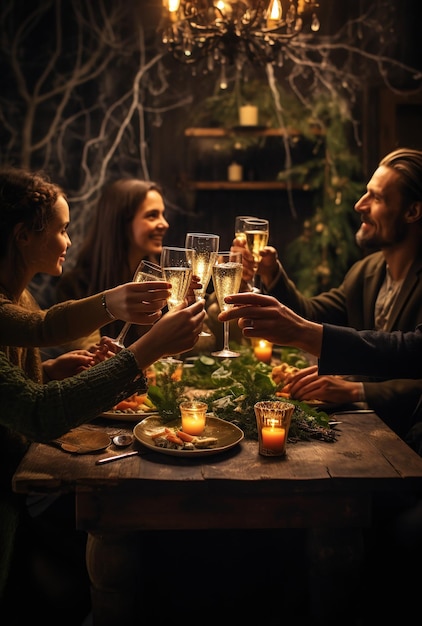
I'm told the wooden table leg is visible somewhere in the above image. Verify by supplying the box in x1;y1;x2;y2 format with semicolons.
306;528;365;625
86;532;141;626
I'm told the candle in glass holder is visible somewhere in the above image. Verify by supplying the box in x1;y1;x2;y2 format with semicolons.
180;401;208;435
261;424;286;453
253;339;273;364
254;400;295;456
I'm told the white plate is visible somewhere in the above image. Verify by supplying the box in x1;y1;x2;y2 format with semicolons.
101;410;158;423
133;415;244;457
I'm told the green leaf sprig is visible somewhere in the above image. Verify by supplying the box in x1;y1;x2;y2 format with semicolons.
154;348;337;443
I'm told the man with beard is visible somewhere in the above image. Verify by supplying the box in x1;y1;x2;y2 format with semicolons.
236;148;422;445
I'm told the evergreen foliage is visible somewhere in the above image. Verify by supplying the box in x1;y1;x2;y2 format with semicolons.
193;82;366;296
279;94;365;295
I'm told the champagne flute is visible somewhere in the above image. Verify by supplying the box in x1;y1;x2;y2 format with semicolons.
234;215;258;291
234;215;256;244
112;260;164;348
185;232;220;337
211;250;243;358
160;246;193;309
160;246;194;364
244;217;269;293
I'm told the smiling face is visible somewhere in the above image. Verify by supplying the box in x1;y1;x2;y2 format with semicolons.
24;194;71;277
354;165;409;250
129;189;169;260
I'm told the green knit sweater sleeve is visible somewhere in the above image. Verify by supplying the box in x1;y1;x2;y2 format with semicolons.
0;350;147;442
0;289;107;348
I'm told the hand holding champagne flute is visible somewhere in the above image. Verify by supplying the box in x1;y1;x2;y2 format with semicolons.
112;259;165;348
211;250;243;358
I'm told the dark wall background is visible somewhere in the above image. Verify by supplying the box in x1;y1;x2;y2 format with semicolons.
0;0;421;304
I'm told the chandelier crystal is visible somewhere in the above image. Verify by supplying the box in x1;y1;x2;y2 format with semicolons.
161;1;320;71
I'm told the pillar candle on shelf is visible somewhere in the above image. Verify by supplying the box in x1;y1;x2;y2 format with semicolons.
228;162;243;181
239;105;258;126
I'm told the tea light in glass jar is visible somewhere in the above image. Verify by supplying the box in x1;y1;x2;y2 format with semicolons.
180;401;208;436
254;400;295;456
261;420;286;453
253;339;273;364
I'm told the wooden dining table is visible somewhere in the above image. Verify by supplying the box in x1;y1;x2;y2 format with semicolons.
12;410;422;625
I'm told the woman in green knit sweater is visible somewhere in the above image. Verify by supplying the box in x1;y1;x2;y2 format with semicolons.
0;301;204;621
0;166;205;623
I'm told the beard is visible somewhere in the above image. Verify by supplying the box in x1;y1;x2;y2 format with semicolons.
355;220;407;251
355;227;381;250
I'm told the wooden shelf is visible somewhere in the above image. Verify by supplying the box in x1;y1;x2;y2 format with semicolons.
181;180;311;191
184;127;298;138
182;127;313;192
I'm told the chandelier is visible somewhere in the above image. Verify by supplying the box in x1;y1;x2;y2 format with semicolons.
161;1;321;71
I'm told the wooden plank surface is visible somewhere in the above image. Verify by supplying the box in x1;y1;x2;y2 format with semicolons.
14;411;422;626
13;413;422;495
184;127;295;137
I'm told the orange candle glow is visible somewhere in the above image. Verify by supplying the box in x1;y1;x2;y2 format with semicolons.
261;425;286;453
182;414;206;435
254;339;273;364
180;401;207;435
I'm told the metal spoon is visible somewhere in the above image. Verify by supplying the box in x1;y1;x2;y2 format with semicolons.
112;434;134;448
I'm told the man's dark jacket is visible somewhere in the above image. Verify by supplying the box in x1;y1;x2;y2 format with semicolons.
268;250;422;439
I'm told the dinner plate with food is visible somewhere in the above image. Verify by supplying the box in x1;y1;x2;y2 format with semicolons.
101;393;158;422
133;415;244;457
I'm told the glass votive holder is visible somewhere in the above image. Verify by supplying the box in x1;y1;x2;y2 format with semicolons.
254;400;295;457
179;401;208;436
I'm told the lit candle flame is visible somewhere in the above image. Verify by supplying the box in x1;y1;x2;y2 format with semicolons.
266;0;282;28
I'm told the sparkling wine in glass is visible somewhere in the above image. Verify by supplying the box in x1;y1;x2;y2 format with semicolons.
185;232;220;337
211;250;243;358
160;246;193;310
112;260;164;348
234;215;259;291
234;215;256;244
244;217;269;293
160;246;194;363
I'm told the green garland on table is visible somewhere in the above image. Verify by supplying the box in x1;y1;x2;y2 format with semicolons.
147;347;338;444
